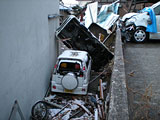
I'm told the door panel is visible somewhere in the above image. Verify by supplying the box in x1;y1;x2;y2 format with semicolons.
150;5;160;39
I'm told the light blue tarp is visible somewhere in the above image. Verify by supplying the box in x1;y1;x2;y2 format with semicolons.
142;7;157;33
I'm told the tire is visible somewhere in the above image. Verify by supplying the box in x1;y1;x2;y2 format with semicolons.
31;101;48;120
133;27;149;43
61;72;78;90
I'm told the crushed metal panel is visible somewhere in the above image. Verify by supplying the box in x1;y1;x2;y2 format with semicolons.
88;22;117;44
56;15;113;70
97;1;120;30
88;23;109;42
87;1;120;44
98;13;119;30
85;2;98;28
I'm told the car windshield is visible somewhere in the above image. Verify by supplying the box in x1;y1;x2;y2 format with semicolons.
58;62;81;72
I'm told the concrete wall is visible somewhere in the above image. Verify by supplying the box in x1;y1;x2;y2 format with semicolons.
0;0;59;119
108;28;129;120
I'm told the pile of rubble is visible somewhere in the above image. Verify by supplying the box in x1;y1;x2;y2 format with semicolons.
31;78;110;120
31;0;118;119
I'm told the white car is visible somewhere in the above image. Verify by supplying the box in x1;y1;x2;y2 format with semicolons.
51;50;92;95
121;1;160;42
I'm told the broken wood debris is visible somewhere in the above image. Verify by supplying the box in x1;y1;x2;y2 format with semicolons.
68;108;83;119
52;103;70;118
128;70;135;77
52;110;70;120
72;102;93;116
96;94;102;119
99;79;105;120
31;84;109;120
99;79;104;100
94;109;98;120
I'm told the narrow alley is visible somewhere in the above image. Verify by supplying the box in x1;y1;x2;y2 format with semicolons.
1;0;160;120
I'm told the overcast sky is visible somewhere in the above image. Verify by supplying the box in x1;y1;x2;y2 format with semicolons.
62;0;78;6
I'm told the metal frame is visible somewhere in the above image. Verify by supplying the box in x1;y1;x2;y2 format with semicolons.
9;100;25;120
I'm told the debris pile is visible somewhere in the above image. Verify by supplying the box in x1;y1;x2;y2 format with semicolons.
56;15;114;70
31;79;110;120
31;0;119;119
56;1;120;70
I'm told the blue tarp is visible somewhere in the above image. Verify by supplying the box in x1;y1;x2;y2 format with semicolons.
142;7;157;33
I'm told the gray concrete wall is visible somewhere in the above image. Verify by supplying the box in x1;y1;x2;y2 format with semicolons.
108;28;129;120
0;0;59;119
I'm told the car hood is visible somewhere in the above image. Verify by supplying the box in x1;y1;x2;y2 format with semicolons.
122;12;149;25
121;13;138;22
